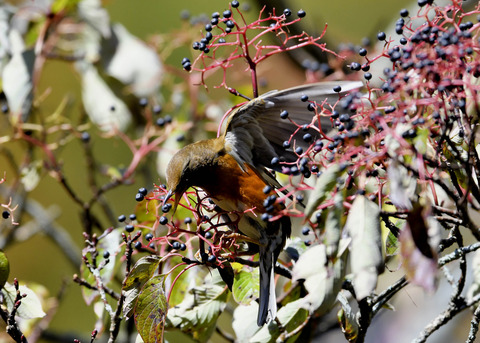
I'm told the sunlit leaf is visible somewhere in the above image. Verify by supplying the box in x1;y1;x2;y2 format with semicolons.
387;159;414;210
292;240;348;315
346;195;382;300
76;61;132;132
467;250;480;303
78;0;111;38
337;291;359;342
232;265;259;305
166;271;228;343
325;191;344;259
232;302;261;342
135;275;168;343
2;30;34;122
103;24;163;97
2;283;46;319
250;298;309;343
305;163;345;219
0;250;9;289
123;256;161;318
20;161;41;192
80;229;122;305
135;196;160;225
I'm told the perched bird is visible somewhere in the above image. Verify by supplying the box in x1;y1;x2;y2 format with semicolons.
164;81;362;326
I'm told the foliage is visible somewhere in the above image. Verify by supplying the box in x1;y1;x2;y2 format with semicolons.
1;0;480;342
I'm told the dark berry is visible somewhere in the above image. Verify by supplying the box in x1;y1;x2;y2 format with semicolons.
350;62;361;71
212;11;220;18
283;141;291;149
271;156;280;165
358;48;367;56
205;231;212;239
280;110;289;119
400;9;409;17
223;10;232;18
125;225;134;232
134;241;142;249
118;214;126;222
364;72;372;80
138;187;148;196
226;20;235;28
103;251;110;259
377;32;386;41
207;255;216;263
129;214;136;221
303;133;312;142
263;185;272;194
333;85;342;92
307;103;316;111
300;94;309;102
301;226;310;235
81;132;90;142
2;211;10;219
180;243;187;251
205;24;212;32
153;105;162;114
159;216;168;225
145;233;153;241
295;147;303;155
172;242;181;250
162;204;172;213
135;193;144;202
184;217;192;224
284;8;292;16
297;9;306;18
231;0;239;8
1;104;8;114
156;118;165;127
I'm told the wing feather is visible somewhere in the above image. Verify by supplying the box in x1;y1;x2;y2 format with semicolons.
224;81;363;176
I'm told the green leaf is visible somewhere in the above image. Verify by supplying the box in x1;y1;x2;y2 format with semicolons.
2;283;46;319
123;256;161;318
0;250;10;289
345;195;382;300
232;266;259;305
304;163;345;219
166;270;228;343
325;191;344;259
337;291;359;342
135;275;168;343
250;298;309;343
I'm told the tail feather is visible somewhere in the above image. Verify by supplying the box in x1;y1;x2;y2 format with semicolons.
257;248;277;326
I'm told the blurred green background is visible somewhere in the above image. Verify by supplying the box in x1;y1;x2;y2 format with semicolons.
3;0;412;341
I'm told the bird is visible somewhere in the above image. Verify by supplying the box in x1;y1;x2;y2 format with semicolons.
164;81;363;326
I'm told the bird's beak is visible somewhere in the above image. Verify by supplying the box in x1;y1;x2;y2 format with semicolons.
163;189;173;207
163;189;181;213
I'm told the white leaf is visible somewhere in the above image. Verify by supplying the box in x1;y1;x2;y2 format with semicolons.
103;24;163;97
2;283;46;319
77;61;131;132
78;0;111;38
345;196;382;300
232;302;260;343
2;29;33;121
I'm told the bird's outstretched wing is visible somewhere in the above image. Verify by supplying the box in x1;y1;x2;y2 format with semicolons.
223;81;363;175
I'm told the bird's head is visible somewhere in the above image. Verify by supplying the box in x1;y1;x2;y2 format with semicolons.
164;147;193;212
164;139;220;212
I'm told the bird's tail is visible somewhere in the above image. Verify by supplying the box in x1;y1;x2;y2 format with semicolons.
257;246;277;326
